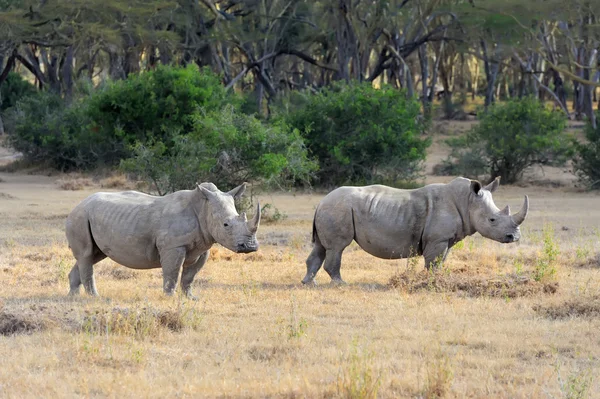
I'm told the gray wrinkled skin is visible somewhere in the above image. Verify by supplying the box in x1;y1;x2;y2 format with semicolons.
302;177;529;285
66;182;261;298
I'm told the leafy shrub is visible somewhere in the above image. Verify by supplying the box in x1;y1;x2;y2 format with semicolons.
573;112;600;189
279;81;430;186
1;72;36;111
433;134;488;180
441;97;571;183
6;66;236;170
85;65;234;162
121;106;317;194
5;91;97;170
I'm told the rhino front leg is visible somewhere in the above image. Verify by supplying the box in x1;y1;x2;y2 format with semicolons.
181;251;209;300
423;241;449;270
323;250;346;285
160;247;186;296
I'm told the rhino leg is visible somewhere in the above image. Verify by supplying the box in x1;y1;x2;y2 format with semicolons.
181;251;209;300
423;241;449;270
68;264;81;295
160;247;186;296
323;250;346;285
68;250;107;296
302;240;326;285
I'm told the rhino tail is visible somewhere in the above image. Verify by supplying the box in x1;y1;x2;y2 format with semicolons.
311;209;318;244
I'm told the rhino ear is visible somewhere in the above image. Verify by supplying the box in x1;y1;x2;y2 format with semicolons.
197;185;218;201
470;180;483;196
484;177;500;193
227;183;247;199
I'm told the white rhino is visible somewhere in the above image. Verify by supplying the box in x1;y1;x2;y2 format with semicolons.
302;177;528;285
66;182;260;298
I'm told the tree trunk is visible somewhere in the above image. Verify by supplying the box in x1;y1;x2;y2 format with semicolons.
481;40;499;108
61;46;74;100
471;58;479;101
109;51;126;80
418;44;431;116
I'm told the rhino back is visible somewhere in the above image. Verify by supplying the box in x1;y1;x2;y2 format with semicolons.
316;184;464;259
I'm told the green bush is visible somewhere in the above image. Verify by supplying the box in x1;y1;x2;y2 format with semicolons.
442;97;571;183
5;91;97;170
1;72;37;111
85;65;234;161
6;66;236;170
573;113;600;189
121;106;317;194
279;82;430;186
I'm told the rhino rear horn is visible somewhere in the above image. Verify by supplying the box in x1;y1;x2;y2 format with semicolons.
512;195;529;225
249;202;261;233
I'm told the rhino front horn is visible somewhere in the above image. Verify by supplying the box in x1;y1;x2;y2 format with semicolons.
512;195;529;225
249;202;261;233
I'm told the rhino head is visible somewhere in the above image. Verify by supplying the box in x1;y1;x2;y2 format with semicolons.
197;182;260;253
468;177;529;243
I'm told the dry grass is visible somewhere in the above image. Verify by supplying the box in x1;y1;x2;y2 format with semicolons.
56;174;95;191
534;295;600;320
1;122;600;398
388;268;559;298
99;173;136;190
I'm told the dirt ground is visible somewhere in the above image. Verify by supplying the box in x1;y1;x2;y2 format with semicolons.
0;121;599;398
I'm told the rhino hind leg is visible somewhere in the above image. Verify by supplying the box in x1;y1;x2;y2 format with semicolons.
180;251;209;300
68;264;81;295
68;250;107;296
323;250;345;285
66;215;106;296
302;241;326;285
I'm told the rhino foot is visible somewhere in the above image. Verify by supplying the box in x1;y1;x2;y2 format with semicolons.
329;278;346;286
301;280;317;287
185;292;199;301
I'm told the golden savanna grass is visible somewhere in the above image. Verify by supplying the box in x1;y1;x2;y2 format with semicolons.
1;126;600;398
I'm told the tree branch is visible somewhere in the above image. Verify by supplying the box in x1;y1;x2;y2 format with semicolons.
513;52;571;118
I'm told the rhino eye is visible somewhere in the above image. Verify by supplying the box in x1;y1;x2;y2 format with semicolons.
489;218;496;223
224;223;229;227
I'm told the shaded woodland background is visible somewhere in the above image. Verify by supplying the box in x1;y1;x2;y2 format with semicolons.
1;0;600;190
4;0;600;118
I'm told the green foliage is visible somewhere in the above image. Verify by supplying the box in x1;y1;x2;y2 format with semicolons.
443;97;571;183
337;339;381;399
1;72;36;111
434;134;488;180
279;81;430;186
85;65;233;159
6;66;236;170
534;223;559;282
5;91;97;170
573;112;600;190
121;106;317;194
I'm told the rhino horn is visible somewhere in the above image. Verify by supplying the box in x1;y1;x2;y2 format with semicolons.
239;212;247;222
249;202;261;233
512;195;529;225
501;205;510;215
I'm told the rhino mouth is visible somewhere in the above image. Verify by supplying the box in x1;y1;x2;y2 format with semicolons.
236;241;259;253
